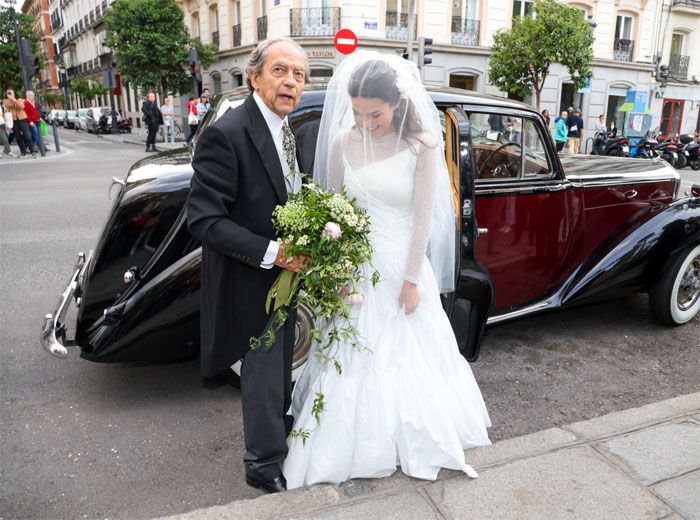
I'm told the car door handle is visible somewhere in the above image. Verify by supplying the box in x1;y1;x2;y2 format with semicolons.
624;190;638;199
478;227;489;235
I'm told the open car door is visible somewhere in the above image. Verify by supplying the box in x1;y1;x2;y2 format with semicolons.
443;106;495;361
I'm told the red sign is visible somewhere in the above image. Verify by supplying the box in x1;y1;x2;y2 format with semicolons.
334;29;358;55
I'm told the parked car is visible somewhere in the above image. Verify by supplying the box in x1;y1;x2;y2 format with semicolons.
48;109;65;125
41;85;700;385
76;108;89;131
86;107;122;134
63;110;78;129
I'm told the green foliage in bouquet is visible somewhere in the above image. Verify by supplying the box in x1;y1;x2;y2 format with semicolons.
249;183;379;444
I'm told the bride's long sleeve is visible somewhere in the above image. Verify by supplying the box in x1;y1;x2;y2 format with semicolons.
404;141;438;284
327;135;345;193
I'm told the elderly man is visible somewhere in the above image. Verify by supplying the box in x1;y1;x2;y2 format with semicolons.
24;91;46;157
186;37;309;493
141;91;163;152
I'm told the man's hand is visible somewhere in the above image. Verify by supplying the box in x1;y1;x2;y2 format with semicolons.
398;281;419;314
273;242;310;273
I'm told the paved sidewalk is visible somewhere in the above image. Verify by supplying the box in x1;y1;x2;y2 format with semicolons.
161;392;700;520
99;131;188;150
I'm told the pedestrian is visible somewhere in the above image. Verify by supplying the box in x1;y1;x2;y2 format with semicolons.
554;110;568;152
141;91;163;152
196;95;210;123
0;102;17;158
186;95;199;143
566;107;584;154
3;89;34;158
186;37;310;494
160;95;175;144
24;91;46;157
542;109;550;128
595;114;607;134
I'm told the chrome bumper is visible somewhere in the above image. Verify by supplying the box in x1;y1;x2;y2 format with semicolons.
41;251;92;358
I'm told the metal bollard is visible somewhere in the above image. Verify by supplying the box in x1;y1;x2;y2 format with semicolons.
51;121;61;153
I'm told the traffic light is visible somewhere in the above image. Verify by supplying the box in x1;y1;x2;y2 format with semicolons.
188;47;201;82
20;37;40;78
418;37;433;68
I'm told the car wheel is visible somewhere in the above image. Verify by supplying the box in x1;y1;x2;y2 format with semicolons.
649;244;700;325
229;302;315;388
690;160;700;171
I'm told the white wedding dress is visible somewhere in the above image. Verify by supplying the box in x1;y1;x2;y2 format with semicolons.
283;129;492;489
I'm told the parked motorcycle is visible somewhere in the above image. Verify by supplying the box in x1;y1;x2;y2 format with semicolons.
631;132;659;159
591;131;629;157
98;114;132;134
654;135;682;168
680;134;700;170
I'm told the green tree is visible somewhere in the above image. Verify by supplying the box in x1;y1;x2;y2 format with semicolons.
70;78;91;99
105;0;216;96
0;8;43;93
488;0;594;110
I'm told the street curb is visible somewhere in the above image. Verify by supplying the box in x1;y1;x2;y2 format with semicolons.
156;392;700;520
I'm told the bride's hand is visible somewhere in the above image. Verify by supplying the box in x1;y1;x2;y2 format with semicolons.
398;281;419;314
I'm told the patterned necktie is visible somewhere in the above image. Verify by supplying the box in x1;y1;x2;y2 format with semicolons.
281;120;299;192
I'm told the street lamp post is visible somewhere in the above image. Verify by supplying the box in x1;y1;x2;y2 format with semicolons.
7;0;32;92
102;43;119;133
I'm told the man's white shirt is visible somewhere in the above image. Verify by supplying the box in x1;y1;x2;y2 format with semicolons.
252;92;301;269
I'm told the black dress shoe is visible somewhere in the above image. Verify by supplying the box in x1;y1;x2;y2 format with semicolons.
245;474;287;494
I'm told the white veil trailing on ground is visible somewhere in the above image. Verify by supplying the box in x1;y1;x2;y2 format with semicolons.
313;50;456;293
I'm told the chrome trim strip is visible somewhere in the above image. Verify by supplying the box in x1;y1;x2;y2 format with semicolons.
40;250;92;358
486;296;558;325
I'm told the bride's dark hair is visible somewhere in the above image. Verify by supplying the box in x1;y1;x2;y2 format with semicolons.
347;59;424;144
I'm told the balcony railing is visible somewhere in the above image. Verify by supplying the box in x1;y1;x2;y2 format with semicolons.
385;11;416;41
232;24;241;47
672;0;700;7
613;38;634;62
669;54;690;78
451;17;480;46
290;7;340;37
257;15;267;41
212;30;219;49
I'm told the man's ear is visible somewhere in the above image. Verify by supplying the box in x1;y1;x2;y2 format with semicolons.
249;72;259;92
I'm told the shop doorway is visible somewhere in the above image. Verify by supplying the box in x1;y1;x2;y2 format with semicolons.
660;99;684;139
606;86;629;132
559;82;585;114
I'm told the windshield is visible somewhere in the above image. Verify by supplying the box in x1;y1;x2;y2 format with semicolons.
79;109;88;116
68;111;77;116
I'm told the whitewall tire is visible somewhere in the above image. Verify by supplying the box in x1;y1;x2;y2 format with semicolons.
650;244;700;325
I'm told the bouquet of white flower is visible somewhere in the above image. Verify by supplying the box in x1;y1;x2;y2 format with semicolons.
249;183;379;440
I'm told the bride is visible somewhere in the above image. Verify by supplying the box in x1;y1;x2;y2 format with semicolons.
283;51;491;489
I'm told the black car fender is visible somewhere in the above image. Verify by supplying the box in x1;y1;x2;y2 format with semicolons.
559;198;700;307
81;249;201;363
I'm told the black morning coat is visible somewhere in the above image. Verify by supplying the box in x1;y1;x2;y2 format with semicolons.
141;100;163;127
186;94;308;378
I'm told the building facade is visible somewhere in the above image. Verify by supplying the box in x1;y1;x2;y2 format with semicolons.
181;0;700;142
21;0;60;96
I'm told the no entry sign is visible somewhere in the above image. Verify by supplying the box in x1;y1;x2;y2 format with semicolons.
334;29;358;54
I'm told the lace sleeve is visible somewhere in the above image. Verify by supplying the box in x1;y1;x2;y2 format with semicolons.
405;138;439;284
327;134;345;193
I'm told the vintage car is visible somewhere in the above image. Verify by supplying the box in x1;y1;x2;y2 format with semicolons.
41;85;700;383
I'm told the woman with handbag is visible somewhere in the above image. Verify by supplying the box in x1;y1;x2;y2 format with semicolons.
186;95;199;143
0;103;17;158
